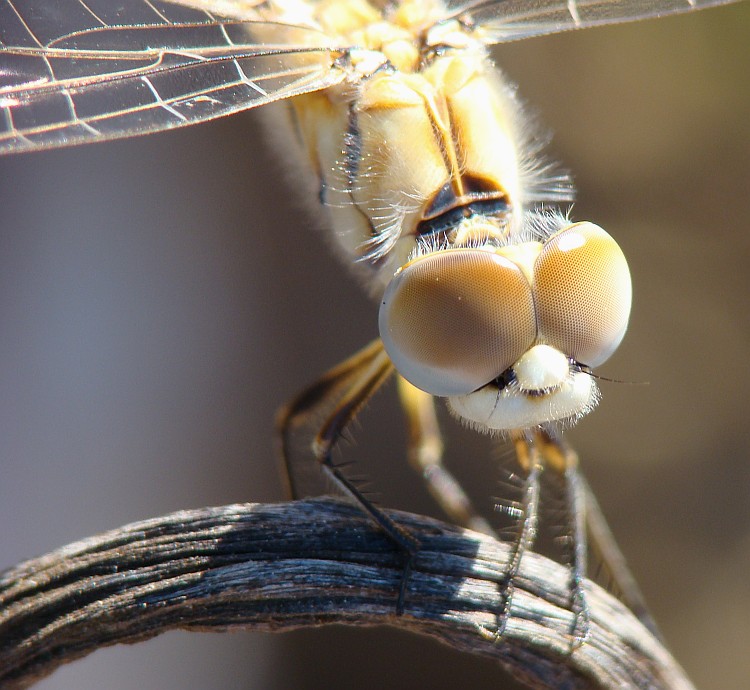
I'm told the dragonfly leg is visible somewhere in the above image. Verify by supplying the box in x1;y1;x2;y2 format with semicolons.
534;428;659;646
397;376;495;536
277;339;385;499
564;460;591;647
533;429;591;647
276;339;419;613
488;432;541;640
536;428;593;648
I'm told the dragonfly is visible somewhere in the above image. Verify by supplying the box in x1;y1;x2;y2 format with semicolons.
0;0;740;645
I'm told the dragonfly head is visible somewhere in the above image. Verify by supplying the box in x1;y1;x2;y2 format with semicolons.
378;221;631;432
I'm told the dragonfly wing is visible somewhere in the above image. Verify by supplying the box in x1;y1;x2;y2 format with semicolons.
0;0;344;153
443;0;739;43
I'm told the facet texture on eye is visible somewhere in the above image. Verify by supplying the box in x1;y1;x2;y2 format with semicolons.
534;222;632;367
379;249;536;396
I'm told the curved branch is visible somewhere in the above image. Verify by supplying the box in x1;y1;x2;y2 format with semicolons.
0;498;693;689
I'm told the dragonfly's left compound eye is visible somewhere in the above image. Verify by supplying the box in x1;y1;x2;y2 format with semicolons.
534;222;632;368
379;249;536;396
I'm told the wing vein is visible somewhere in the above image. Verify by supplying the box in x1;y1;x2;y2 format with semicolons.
77;0;107;28
143;0;172;24
5;0;44;49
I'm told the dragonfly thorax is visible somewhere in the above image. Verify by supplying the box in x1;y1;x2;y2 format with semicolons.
289;47;525;291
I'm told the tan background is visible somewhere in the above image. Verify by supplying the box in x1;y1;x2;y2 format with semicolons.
1;2;748;688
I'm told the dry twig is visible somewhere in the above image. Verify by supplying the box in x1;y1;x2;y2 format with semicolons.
0;498;694;689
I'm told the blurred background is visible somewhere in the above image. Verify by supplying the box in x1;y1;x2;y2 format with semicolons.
1;2;748;688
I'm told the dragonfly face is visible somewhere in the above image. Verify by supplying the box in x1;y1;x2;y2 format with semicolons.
379;221;631;431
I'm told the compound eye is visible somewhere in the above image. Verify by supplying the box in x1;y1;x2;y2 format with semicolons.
534;222;632;368
379;249;536;396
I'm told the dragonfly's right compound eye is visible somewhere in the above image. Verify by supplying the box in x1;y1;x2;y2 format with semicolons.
379;249;537;397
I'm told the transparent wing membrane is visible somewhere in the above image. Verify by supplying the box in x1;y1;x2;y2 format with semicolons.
0;0;343;152
445;0;738;42
0;0;738;152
